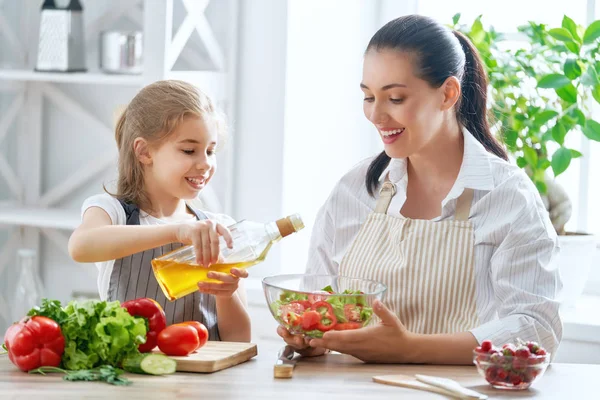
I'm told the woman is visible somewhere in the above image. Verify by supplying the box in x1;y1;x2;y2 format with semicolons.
278;15;562;364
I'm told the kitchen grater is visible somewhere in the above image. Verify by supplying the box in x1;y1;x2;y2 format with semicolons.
35;0;86;72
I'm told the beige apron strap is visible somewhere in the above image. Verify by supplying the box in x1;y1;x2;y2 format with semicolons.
454;188;474;221
374;179;396;214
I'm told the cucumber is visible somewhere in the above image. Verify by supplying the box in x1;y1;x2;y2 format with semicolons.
122;353;177;375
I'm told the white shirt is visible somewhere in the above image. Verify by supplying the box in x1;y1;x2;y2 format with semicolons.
306;129;563;356
81;194;235;301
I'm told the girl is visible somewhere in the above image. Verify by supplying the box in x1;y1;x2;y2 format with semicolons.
69;80;250;342
279;15;562;364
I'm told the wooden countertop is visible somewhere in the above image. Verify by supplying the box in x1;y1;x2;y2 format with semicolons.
1;340;598;399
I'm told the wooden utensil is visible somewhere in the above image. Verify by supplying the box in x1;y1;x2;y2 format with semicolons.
373;374;487;399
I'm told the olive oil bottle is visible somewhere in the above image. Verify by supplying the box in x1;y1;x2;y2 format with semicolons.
152;214;304;300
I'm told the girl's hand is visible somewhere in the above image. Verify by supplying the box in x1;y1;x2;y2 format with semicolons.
176;220;233;266
308;300;416;363
276;326;328;357
197;268;248;298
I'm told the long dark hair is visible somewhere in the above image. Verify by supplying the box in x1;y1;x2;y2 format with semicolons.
365;15;508;196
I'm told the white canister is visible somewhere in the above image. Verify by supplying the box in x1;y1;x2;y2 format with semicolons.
100;31;143;74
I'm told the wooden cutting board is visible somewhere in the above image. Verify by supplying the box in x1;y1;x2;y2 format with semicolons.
154;341;257;373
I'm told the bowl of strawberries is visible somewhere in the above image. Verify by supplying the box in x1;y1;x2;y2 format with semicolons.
473;339;549;390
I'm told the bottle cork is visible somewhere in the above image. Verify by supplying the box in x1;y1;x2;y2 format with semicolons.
276;217;296;237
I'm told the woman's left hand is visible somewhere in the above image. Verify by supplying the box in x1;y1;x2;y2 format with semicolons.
197;268;248;298
308;300;418;363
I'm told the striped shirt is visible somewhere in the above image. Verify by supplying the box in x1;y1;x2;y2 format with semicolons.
306;128;563;356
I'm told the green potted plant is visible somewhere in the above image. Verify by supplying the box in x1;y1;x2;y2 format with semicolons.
452;14;599;308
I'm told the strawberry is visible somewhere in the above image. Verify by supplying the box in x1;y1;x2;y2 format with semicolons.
515;345;531;359
526;341;540;354
489;351;504;364
536;347;547;357
485;366;498;382
475;346;484;353
512;357;528;371
481;339;493;353
502;344;516;357
496;368;509;382
509;372;523;386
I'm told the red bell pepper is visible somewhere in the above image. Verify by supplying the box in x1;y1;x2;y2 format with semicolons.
311;301;338;331
3;316;65;372
121;298;166;353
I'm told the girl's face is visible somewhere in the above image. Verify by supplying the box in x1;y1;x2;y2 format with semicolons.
361;50;454;159
144;116;218;200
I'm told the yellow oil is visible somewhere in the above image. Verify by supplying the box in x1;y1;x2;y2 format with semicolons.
151;243;273;301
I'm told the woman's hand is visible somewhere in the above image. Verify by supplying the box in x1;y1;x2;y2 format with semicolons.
308;300;418;363
197;268;248;298
276;325;328;357
176;220;233;266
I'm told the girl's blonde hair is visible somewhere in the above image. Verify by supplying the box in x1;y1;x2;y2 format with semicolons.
109;80;225;208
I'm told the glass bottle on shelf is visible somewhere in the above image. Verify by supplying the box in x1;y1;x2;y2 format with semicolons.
13;249;45;322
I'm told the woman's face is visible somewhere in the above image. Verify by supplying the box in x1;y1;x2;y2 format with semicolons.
361;49;450;159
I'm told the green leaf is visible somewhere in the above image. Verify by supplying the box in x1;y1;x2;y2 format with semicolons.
539;159;551;170
564;59;582;79
452;13;461;26
571;149;583;158
564;41;581;54
581;66;599;87
551;123;568;145
569;108;586;126
555;83;578;103
562;16;582;43
516;157;528;168
470;16;485;44
583;20;600;44
504;130;518;149
537;74;571;89
583;119;600;141
592;85;600;104
533;110;559;127
535;180;548;194
523;146;539;167
549;27;574;42
551;147;572;176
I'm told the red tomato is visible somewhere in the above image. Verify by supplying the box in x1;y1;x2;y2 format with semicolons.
176;321;209;350
307;292;329;304
343;304;362;322
157;325;199;356
290;300;311;310
334;322;362;331
301;310;321;330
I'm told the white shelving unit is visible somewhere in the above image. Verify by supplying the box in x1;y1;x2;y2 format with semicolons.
0;0;238;327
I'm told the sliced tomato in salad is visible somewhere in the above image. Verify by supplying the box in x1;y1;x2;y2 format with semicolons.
344;304;362;322
290;300;311;310
280;302;305;326
307;291;330;304
301;310;321;330
334;322;362;330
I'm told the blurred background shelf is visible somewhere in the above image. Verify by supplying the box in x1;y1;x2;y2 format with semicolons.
0;207;79;230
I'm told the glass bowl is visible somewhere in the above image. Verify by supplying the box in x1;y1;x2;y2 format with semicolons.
262;274;387;338
473;349;550;390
